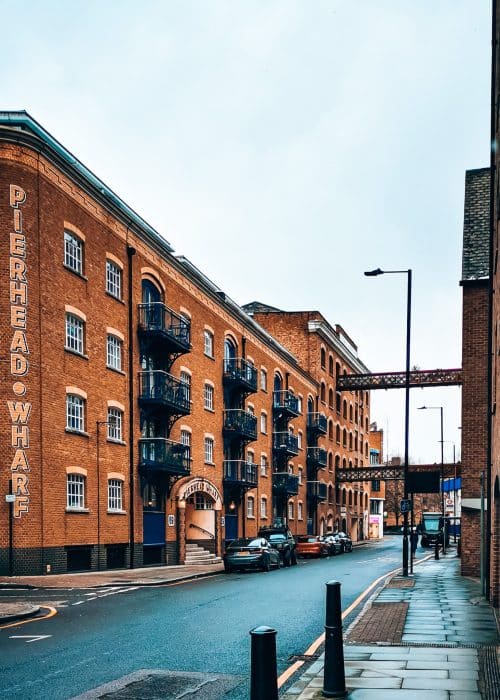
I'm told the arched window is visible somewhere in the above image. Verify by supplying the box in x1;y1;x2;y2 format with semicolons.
342;489;346;505
365;441;369;457
342;429;347;447
349;432;353;450
336;425;341;443
328;485;334;504
328;419;334;440
142;279;161;304
320;347;326;369
328;355;334;376
335;361;341;381
335;486;341;503
349;404;353;422
348;491;353;506
328;452;333;470
336;392;341;413
354;492;358;506
342;458;347;468
224;337;236;362
274;373;282;392
328;388;334;409
335;455;340;469
320;381;326;403
343;400;347;419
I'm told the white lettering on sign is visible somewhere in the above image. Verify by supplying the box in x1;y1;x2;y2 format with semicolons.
7;185;31;518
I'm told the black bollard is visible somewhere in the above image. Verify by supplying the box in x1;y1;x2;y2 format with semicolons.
249;625;278;700
323;580;347;698
434;539;440;560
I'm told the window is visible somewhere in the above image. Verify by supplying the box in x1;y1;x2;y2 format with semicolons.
187;493;213;510
297;395;303;414
107;335;122;371
328;420;334;440
204;437;214;464
204;383;214;410
260;368;267;391
64;230;83;274
321;347;326;369
336;425;341;443
343;400;347;419
260;455;268;476
108;479;123;511
204;330;214;357
181;430;191;461
106;260;122;299
370;500;380;514
288;501;294;520
260;497;267;519
107;407;123;442
247;450;254;465
320;382;326;403
66;394;85;432
329;355;334;376
67;473;85;509
298;501;303;520
342;429;347;447
329;388;334;409
247;496;255;518
180;371;191;388
297;431;303;449
336;392;341;413
298;467;303;484
371;480;380;492
65;313;84;355
260;412;267;434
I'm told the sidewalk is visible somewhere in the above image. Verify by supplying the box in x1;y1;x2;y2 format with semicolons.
281;547;500;699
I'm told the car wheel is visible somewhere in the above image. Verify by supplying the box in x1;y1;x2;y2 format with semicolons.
262;556;271;572
283;551;292;567
224;564;232;573
291;550;298;566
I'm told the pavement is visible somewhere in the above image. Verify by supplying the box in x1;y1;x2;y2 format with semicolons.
1;542;498;699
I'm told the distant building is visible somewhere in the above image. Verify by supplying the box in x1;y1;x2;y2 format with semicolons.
368;423;385;539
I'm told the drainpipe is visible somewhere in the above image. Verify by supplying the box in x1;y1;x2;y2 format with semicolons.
127;245;136;568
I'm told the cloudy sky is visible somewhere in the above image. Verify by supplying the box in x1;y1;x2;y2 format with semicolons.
2;0;491;464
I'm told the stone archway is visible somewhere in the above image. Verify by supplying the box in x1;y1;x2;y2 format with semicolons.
174;478;223;564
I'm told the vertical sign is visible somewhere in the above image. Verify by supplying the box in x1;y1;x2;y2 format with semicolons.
7;185;30;518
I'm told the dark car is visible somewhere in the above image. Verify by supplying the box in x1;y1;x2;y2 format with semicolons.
296;535;329;558
321;534;343;556
335;532;353;552
258;526;297;566
223;537;281;573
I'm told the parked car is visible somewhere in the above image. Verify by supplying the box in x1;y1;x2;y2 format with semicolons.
321;534;343;556
335;532;353;552
223;537;281;573
258;526;297;566
296;535;330;558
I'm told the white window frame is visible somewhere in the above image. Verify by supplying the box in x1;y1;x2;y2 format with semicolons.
64;230;83;274
260;455;268;476
298;467;303;485
204;383;214;411
204;330;214;358
288;500;294;520
247;495;255;518
66;394;85;432
107;407;123;442
65;313;84;355
106;260;122;299
297;430;303;449
181;430;191;461
260;497;267;519
106;334;122;371
204;437;214;464
260;368;267;391
108;479;123;511
298;501;303;520
67;473;85;509
260;412;267;434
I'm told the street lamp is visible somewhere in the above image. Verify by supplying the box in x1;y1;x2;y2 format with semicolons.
364;268;412;576
418;405;446;554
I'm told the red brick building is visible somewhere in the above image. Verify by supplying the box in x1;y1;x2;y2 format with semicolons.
368;424;385;539
0;112;324;575
242;305;372;541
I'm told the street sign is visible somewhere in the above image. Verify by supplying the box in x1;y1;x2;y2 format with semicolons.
5;494;15;503
400;498;411;513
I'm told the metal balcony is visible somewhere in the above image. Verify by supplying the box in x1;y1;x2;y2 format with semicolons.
223;410;257;442
138;371;190;415
307;481;328;502
273;390;300;417
138;303;191;354
273;472;300;497
306;412;327;438
223;358;258;394
223;460;258;488
139;438;190;477
306;446;328;469
273;432;299;456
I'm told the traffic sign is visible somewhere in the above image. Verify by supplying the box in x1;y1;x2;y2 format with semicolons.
400;498;411;513
5;494;15;503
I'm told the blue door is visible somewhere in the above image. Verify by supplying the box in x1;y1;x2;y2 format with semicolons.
143;511;166;545
225;513;238;543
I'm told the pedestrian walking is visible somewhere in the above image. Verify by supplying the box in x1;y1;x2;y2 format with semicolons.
411;528;419;556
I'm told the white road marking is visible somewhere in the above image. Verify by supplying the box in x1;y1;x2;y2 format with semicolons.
9;634;52;643
72;601;85;606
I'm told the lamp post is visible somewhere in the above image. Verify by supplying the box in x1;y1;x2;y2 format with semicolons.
418;405;445;554
96;417;117;570
365;268;412;576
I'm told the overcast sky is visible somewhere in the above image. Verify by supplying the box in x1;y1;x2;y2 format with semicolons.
2;0;491;464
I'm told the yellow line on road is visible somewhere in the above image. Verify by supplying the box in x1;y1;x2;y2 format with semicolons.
0;605;57;631
277;553;434;689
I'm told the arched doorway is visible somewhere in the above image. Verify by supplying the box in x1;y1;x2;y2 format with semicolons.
175;478;223;562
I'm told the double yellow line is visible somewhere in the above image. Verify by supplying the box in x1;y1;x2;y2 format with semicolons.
0;605;57;631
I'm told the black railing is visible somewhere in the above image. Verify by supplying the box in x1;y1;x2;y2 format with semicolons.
223;358;258;393
307;481;328;502
273;390;300;416
306;446;328;468
273;472;300;496
223;460;258;487
223;410;257;441
139;438;190;476
307;412;327;435
273;432;299;455
138;303;191;352
139;371;190;414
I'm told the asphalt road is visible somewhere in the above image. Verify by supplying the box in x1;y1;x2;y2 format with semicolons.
0;536;405;699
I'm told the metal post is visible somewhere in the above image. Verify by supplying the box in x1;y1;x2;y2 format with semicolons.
440;407;446;555
480;471;485;595
323;580;347;698
96;421;101;571
8;478;13;576
410;495;414;573
435;538;440;560
453;444;457;544
402;270;412;577
249;626;278;700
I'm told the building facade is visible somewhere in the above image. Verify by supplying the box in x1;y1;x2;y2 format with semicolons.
242;305;372;541
368;424;385;539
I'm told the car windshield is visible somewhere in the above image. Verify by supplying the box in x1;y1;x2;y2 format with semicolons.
423;517;441;532
267;534;286;542
228;538;263;548
298;536;317;543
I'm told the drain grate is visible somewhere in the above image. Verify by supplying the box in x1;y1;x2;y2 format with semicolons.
478;646;500;700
